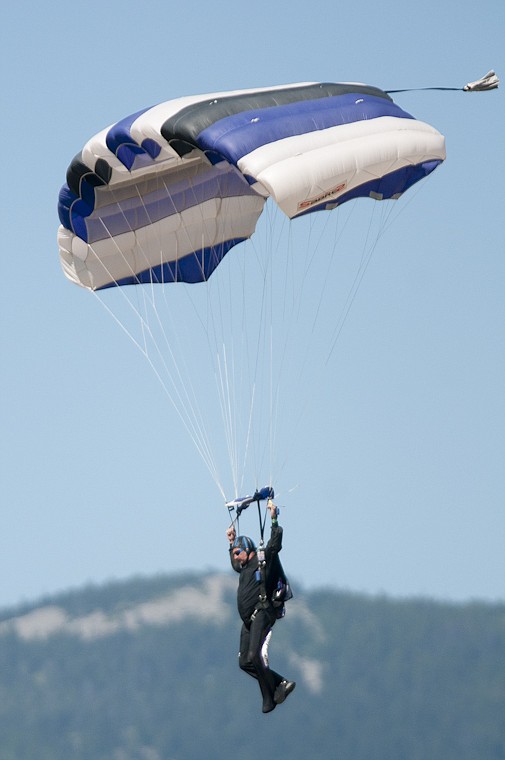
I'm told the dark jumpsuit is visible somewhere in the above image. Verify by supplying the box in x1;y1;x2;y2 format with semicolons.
230;523;286;712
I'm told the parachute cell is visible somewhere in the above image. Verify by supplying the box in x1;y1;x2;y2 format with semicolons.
57;81;445;291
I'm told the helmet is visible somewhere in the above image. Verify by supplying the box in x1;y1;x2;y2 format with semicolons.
232;536;256;553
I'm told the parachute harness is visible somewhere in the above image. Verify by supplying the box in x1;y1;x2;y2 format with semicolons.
226;486;274;613
254;541;269;614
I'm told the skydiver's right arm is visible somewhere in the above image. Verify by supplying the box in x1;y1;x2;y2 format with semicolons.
226;526;241;572
226;526;236;545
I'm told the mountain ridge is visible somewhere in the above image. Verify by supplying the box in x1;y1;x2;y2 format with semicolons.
1;571;504;760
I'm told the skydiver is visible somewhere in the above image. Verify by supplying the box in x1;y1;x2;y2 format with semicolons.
226;498;296;713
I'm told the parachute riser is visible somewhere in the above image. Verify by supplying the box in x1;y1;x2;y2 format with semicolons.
257;497;267;543
227;496;267;538
225;485;274;539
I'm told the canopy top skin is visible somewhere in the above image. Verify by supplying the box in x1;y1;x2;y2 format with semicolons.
57;81;445;291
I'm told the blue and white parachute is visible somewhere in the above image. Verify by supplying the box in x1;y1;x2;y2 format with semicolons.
57;81;445;291
56;80;452;501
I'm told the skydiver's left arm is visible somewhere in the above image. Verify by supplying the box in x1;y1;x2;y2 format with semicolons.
265;499;282;558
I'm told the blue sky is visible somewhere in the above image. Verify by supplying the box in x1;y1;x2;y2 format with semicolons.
1;0;504;610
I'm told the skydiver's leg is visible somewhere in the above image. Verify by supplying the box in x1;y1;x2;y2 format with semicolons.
238;622;256;679
260;629;284;687
239;609;284;712
239;622;284;685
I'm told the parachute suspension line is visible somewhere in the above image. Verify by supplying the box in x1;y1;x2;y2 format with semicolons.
268;322;275;491
172;164;277;500
146;307;224;491
284;208;345;417
216;335;255;501
258;203;276;492
133;170;224;476
87;226;174;365
241;205;322;488
153;239;229;494
371;177;428;242
272;209;343;482
264;202;288;489
236;203;278;491
215;284;241;496
92;283;223;492
261;198;396;484
325;178;431;367
205;197;277;498
270;216;307;484
307;201;356;336
144;170;249;497
93;288;225;496
216;276;241;497
239;381;256;496
216;344;243;499
91;286;151;356
253;203;333;487
298;209;334;316
90;182;226;496
324;198;396;365
126;181;224;488
193;192;252;499
221;231;259;498
225;242;252;498
325;228;376;362
269;215;311;488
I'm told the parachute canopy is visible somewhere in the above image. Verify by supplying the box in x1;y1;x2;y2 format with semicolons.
58;81;445;291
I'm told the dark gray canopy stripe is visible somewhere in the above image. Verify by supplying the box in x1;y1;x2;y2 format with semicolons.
160;82;392;155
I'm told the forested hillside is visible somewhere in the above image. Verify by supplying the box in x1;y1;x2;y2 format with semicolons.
1;573;504;760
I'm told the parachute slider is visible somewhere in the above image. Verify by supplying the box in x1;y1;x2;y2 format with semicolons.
226;486;275;516
463;70;499;91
